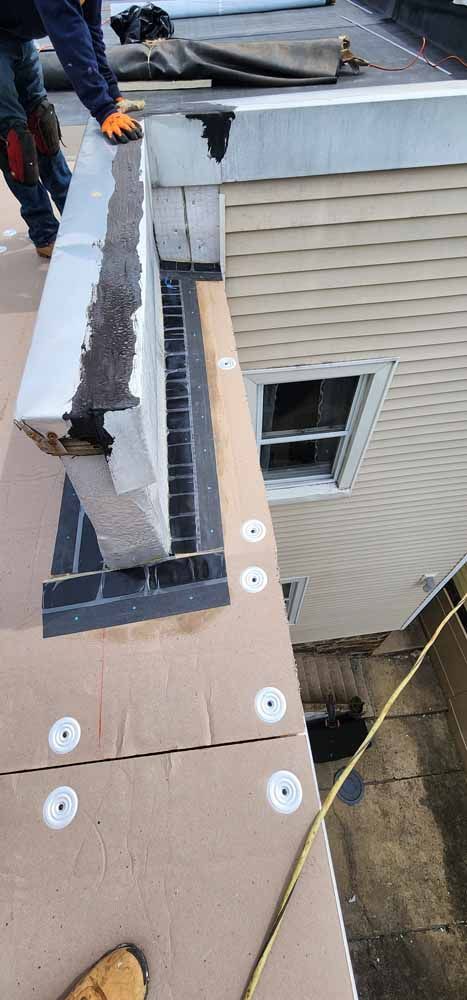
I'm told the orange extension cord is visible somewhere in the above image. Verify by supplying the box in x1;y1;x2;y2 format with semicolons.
365;34;467;72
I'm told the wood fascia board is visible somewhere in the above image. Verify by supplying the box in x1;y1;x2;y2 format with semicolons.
146;81;467;187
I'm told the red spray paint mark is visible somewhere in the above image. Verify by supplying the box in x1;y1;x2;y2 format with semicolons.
98;629;105;746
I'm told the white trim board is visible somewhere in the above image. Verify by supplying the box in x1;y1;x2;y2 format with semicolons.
282;576;309;625
145;82;467;187
401;553;467;629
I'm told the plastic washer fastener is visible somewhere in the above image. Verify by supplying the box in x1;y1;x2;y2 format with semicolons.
48;717;81;755
218;357;237;370
43;786;79;830
255;687;287;724
240;566;268;593
241;519;266;543
267;771;303;815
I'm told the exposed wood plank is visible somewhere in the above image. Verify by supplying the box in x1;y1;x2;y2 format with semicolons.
223;166;467;206
152;186;190;261
226;189;467;234
185;185;220;263
226;215;467;256
120;79;212;91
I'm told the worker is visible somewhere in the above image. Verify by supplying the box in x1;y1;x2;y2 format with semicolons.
60;944;148;1000
0;1;142;259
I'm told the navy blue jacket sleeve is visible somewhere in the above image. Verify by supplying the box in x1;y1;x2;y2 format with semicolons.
85;1;121;103
34;0;116;124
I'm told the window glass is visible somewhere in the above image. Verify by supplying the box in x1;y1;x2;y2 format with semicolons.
261;437;341;479
282;582;292;599
262;376;359;437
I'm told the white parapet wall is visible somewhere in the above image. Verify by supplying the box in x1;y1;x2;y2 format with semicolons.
15;123;170;570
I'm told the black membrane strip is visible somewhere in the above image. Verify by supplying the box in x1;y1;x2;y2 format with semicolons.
46;270;226;635
43;553;229;638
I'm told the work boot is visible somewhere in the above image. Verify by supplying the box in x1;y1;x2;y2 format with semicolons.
36;243;54;259
59;944;149;1000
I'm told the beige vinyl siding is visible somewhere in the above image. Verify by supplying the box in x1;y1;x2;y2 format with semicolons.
223;164;467;643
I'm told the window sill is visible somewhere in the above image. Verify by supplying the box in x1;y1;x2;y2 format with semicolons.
266;482;351;506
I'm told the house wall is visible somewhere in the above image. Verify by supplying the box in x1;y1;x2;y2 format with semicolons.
420;565;467;769
222;164;467;642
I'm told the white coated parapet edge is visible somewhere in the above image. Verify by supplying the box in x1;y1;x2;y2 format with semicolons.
16;120;171;570
145;81;467;187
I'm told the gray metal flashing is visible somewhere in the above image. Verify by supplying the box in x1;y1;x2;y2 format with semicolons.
145;80;467;185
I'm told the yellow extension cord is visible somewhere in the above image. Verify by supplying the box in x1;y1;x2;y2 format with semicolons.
242;590;467;999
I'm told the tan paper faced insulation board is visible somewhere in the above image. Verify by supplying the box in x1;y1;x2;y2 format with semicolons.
0;135;355;1000
0;277;304;773
0;733;355;1000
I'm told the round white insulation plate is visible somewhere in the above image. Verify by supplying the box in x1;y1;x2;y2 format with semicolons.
48;717;81;755
43;786;79;829
267;771;303;814
241;519;266;543
218;357;237;370
240;567;268;593
255;687;287;724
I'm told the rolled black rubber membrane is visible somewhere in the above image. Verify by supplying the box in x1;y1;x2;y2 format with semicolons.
41;37;344;90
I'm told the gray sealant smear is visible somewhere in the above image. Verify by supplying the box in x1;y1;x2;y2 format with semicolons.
64;143;144;446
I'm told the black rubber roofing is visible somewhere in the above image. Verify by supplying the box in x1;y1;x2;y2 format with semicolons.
51;1;467;125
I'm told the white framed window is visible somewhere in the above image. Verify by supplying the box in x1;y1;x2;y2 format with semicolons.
282;577;309;625
245;359;396;504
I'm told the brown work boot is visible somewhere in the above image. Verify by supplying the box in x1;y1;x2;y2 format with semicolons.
36;242;54;259
59;944;149;1000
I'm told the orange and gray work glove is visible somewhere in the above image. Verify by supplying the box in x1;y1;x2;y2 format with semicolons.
101;110;143;144
116;96;146;114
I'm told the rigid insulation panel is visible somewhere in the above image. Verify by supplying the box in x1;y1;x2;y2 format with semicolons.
0;734;355;1000
223;164;467;642
0;279;305;774
0;130;356;1000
